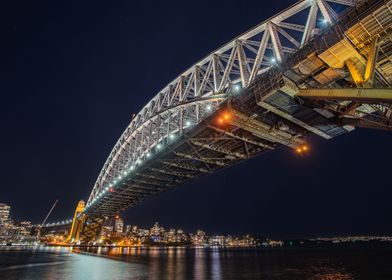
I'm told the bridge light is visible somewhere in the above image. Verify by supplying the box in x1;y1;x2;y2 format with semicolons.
322;18;328;24
170;134;175;139
147;152;151;157
130;166;134;170
234;84;241;92
157;143;162;149
218;118;224;124
295;144;310;154
185;120;191;126
206;105;212;111
270;57;277;63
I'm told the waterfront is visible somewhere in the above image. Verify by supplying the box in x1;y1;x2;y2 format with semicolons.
1;246;392;279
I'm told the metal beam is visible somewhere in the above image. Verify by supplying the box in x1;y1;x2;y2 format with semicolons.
226;107;305;148
149;167;194;178
259;102;332;139
189;140;247;159
208;125;274;149
162;161;209;173
364;37;379;86
174;152;227;167
298;88;392;103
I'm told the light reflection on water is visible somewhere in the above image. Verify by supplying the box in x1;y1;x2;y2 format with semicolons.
0;246;391;280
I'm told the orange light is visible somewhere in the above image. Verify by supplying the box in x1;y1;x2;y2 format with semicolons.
224;113;230;120
295;144;310;154
218;118;224;124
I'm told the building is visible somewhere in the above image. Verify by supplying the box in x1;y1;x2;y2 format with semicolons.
150;222;164;236
18;221;32;236
114;217;124;233
209;235;226;246
125;225;133;235
0;203;11;224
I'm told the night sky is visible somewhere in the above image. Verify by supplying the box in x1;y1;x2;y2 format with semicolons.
1;0;391;239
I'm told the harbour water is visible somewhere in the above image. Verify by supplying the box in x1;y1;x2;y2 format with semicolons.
1;246;392;279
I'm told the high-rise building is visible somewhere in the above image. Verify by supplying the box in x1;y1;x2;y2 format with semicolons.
126;225;133;234
114;217;124;233
0;203;10;224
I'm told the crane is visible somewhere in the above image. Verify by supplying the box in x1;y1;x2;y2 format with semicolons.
37;199;58;239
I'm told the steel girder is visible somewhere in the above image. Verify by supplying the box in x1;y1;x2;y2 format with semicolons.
87;0;359;207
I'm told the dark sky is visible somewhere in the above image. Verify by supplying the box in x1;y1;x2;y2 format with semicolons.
1;0;391;239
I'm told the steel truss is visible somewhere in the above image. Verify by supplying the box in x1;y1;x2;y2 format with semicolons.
87;0;358;206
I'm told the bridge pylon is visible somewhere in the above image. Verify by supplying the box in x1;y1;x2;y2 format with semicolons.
66;200;86;244
66;200;106;244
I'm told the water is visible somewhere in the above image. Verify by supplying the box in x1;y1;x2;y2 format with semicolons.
1;246;392;279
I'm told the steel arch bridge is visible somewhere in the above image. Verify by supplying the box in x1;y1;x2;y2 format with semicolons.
45;0;392;242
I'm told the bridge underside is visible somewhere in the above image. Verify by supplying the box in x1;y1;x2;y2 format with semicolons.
50;0;391;244
86;0;391;219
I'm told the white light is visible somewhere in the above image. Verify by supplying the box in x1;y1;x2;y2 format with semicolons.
270;57;276;63
170;134;175;139
118;175;122;180
185;121;191;126
123;171;128;175
105;187;109;191
113;180;117;184
147;153;151;157
130;166;134;170
234;84;241;91
206;105;212;111
322;18;328;24
157;144;162;149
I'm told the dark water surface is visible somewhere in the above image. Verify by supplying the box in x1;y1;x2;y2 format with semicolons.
1;246;392;279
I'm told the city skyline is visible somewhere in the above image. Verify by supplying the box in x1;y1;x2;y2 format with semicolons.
1;0;392;240
2;201;391;248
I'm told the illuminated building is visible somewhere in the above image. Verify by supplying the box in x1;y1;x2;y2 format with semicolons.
114;217;124;233
0;203;11;224
125;225;133;234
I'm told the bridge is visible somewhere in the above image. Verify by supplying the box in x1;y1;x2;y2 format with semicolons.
44;0;392;243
